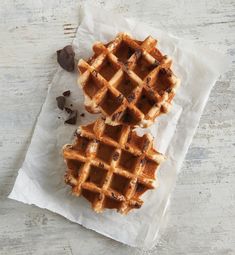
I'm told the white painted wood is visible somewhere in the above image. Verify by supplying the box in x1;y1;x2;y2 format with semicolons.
0;0;234;254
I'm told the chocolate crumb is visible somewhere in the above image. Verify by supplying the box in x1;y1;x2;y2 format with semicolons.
64;110;77;125
80;113;85;117
63;90;71;97
57;45;75;72
112;152;119;161
58;116;61;119
56;96;65;110
70;104;73;107
65;107;73;114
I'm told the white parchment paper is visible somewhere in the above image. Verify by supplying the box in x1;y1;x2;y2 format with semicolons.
9;3;230;249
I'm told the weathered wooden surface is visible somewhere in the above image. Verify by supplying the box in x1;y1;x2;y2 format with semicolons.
0;0;234;254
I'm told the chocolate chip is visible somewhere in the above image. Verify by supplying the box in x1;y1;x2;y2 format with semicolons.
56;96;65;110
57;45;75;72
134;202;142;208
112;152;119;161
166;88;172;93
80;113;85;117
127;92;135;103
136;184;145;193
111;192;117;199
63;90;71;97
122;111;132;123
99;162;104;168
64;110;77;125
135;49;142;59
116;95;124;103
153;59;160;67
128;48;133;58
159;68;167;75
65;107;72;114
70;104;73;107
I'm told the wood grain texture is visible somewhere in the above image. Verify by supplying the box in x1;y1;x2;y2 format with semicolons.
0;0;234;254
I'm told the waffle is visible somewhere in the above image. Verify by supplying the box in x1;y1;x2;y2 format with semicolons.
78;32;180;127
63;118;165;214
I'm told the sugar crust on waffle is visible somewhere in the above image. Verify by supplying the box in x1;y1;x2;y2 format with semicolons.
63;118;165;214
78;32;180;127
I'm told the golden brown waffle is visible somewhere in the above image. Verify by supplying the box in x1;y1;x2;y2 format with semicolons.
63;118;165;214
78;32;180;127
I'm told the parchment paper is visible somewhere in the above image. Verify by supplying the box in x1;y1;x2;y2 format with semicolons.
9;3;230;249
